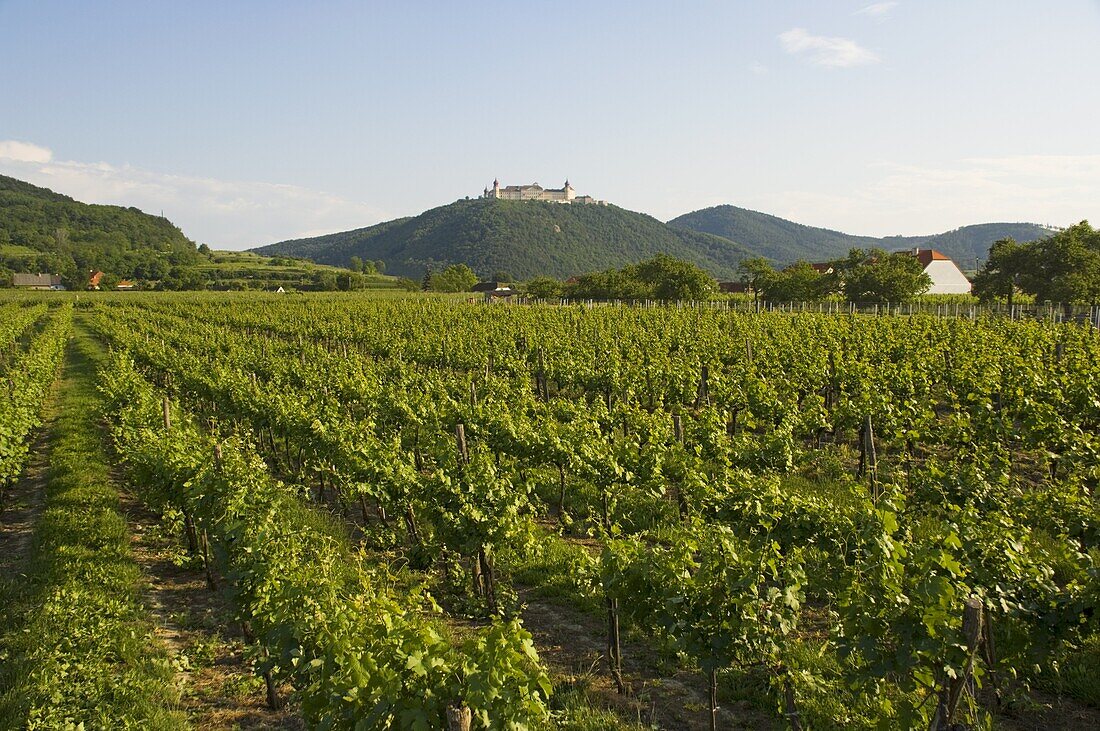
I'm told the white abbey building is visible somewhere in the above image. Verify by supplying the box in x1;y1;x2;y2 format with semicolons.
482;179;606;205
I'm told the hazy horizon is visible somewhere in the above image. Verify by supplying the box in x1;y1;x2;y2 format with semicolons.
2;0;1098;249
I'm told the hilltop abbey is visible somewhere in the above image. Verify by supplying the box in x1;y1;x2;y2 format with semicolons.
482;179;606;205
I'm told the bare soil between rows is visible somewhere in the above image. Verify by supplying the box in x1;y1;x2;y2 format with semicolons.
0;378;58;583
116;481;305;730
519;588;779;731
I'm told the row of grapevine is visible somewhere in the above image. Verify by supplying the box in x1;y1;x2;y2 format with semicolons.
85;296;1099;729
97;348;553;729
0;304;71;489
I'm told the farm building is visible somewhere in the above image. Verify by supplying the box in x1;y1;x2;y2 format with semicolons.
800;250;971;296
904;248;972;295
483;286;518;302
13;273;65;290
718;281;748;293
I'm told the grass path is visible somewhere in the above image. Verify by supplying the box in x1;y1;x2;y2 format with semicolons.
0;322;302;729
0;323;185;728
0;376;58;583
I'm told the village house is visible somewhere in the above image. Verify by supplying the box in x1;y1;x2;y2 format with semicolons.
905;248;972;294
13;273;65;290
472;280;507;293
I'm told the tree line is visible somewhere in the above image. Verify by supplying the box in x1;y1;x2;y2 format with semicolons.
519;250;931;303
973;221;1099;308
735;249;933;304
725;221;1098;307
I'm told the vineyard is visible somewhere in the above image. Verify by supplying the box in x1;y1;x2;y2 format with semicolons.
1;292;1098;730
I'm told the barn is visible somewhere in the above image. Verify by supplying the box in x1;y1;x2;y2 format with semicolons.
905;248;972;295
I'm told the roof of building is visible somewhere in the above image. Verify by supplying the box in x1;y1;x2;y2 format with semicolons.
809;249;956;272
495;182;572;194
13;273;61;286
718;281;749;293
909;248;952;267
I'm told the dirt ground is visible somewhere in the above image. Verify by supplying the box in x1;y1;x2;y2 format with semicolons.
520;588;780;730
117;482;304;729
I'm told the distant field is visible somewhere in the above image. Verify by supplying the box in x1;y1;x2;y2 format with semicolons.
197;249;401;290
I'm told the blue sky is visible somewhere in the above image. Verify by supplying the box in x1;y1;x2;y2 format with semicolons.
1;0;1098;248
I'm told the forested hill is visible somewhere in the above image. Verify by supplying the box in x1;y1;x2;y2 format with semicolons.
668;204;1056;266
254;198;755;280
879;223;1059;266
0;174;199;286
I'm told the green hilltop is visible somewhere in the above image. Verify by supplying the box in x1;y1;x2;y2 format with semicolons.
254;198;756;280
668;204;1056;267
0;174;399;291
3;171;1062;288
0;174;200;285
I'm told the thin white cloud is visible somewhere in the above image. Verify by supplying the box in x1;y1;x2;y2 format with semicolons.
0;141;386;249
855;2;898;17
746;154;1100;236
779;27;880;68
749;61;769;76
0;140;53;163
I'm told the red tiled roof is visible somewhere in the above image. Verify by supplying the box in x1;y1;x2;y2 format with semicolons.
913;249;951;267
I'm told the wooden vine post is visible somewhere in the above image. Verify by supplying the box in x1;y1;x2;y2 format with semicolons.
826;350;837;410
595;424;626;696
673;414;689;519
708;667;719;731
446;705;472;731
242;620;279;710
931;597;985;731
454;423;469;465
858;415;879;501
203;444;220;592
164;397;199;555
694;363;710;408
556;462;568;520
455;422;495;612
607;594;625;695
784;678;804;731
455;423;480;595
536;348;549;401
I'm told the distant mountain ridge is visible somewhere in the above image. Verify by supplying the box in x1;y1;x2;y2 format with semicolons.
668;205;1056;268
255;198;756;280
256;198;1057;282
